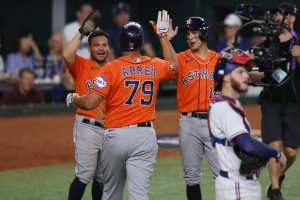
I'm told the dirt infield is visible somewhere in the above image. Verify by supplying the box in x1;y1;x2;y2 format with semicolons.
0;105;260;171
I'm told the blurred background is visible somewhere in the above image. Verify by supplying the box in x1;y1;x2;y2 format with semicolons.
0;0;299;108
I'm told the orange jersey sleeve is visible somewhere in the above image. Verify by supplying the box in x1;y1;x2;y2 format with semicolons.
92;63;113;98
65;55;85;80
91;55;173;128
176;50;220;112
66;55;106;120
153;58;176;80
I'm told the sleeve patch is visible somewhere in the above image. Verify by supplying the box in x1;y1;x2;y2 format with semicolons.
93;76;107;88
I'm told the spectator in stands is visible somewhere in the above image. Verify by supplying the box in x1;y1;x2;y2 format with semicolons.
105;1;155;58
44;32;65;80
1;68;44;105
5;32;42;79
45;33;74;103
0;33;9;81
216;13;251;52
63;3;94;58
0;33;4;74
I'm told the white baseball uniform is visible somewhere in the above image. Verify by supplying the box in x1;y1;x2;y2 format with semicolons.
208;96;261;200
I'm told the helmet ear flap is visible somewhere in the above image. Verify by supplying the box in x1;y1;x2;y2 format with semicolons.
199;30;208;41
184;17;209;41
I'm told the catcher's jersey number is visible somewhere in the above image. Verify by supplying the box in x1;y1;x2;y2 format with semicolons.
124;80;154;105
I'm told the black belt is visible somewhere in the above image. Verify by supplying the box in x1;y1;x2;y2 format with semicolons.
182;112;208;119
136;121;152;127
82;118;104;128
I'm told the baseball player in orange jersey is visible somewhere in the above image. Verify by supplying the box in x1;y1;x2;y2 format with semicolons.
165;17;220;200
63;17;109;199
67;11;178;200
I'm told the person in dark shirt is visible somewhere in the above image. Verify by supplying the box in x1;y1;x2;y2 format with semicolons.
1;68;44;105
105;1;156;58
257;3;300;200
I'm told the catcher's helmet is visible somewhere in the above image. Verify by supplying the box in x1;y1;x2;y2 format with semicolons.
214;51;252;91
120;22;144;51
184;17;209;41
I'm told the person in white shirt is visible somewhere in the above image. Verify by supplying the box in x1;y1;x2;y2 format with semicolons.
63;3;94;58
208;57;286;200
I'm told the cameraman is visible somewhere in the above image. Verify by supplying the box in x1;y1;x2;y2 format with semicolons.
258;3;300;200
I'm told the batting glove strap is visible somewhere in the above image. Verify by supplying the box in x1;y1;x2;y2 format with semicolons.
66;93;75;107
158;33;167;38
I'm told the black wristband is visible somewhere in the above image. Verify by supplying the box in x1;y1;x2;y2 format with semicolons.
79;27;89;36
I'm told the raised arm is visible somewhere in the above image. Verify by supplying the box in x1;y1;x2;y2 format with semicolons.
63;10;101;65
28;34;43;64
62;33;82;65
150;10;178;70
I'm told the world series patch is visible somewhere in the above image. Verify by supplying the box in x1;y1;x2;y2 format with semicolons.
93;76;107;88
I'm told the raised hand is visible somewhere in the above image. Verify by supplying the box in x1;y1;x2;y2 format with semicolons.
167;18;178;41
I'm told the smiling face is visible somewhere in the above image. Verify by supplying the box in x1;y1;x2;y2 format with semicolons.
186;30;204;51
89;35;109;64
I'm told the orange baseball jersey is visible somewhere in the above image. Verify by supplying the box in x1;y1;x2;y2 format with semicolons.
176;49;220;112
66;55;105;120
91;55;175;128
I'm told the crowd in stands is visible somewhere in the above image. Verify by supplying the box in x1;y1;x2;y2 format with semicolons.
0;1;253;106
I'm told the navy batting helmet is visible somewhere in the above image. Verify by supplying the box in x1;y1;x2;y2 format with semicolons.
120;22;144;51
184;17;209;41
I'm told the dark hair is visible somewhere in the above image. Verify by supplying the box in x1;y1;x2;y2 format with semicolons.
19;68;35;78
88;30;109;45
77;2;93;12
12;31;32;53
112;1;130;15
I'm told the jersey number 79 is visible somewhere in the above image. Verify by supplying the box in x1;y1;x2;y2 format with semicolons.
124;80;154;105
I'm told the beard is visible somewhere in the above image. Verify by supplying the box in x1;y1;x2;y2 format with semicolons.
91;53;108;64
231;78;248;93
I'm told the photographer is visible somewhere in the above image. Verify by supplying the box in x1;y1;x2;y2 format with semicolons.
257;3;300;200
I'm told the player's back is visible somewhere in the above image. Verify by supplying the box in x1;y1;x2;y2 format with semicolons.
92;55;174;128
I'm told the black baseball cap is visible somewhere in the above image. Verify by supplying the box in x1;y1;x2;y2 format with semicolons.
112;2;130;15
